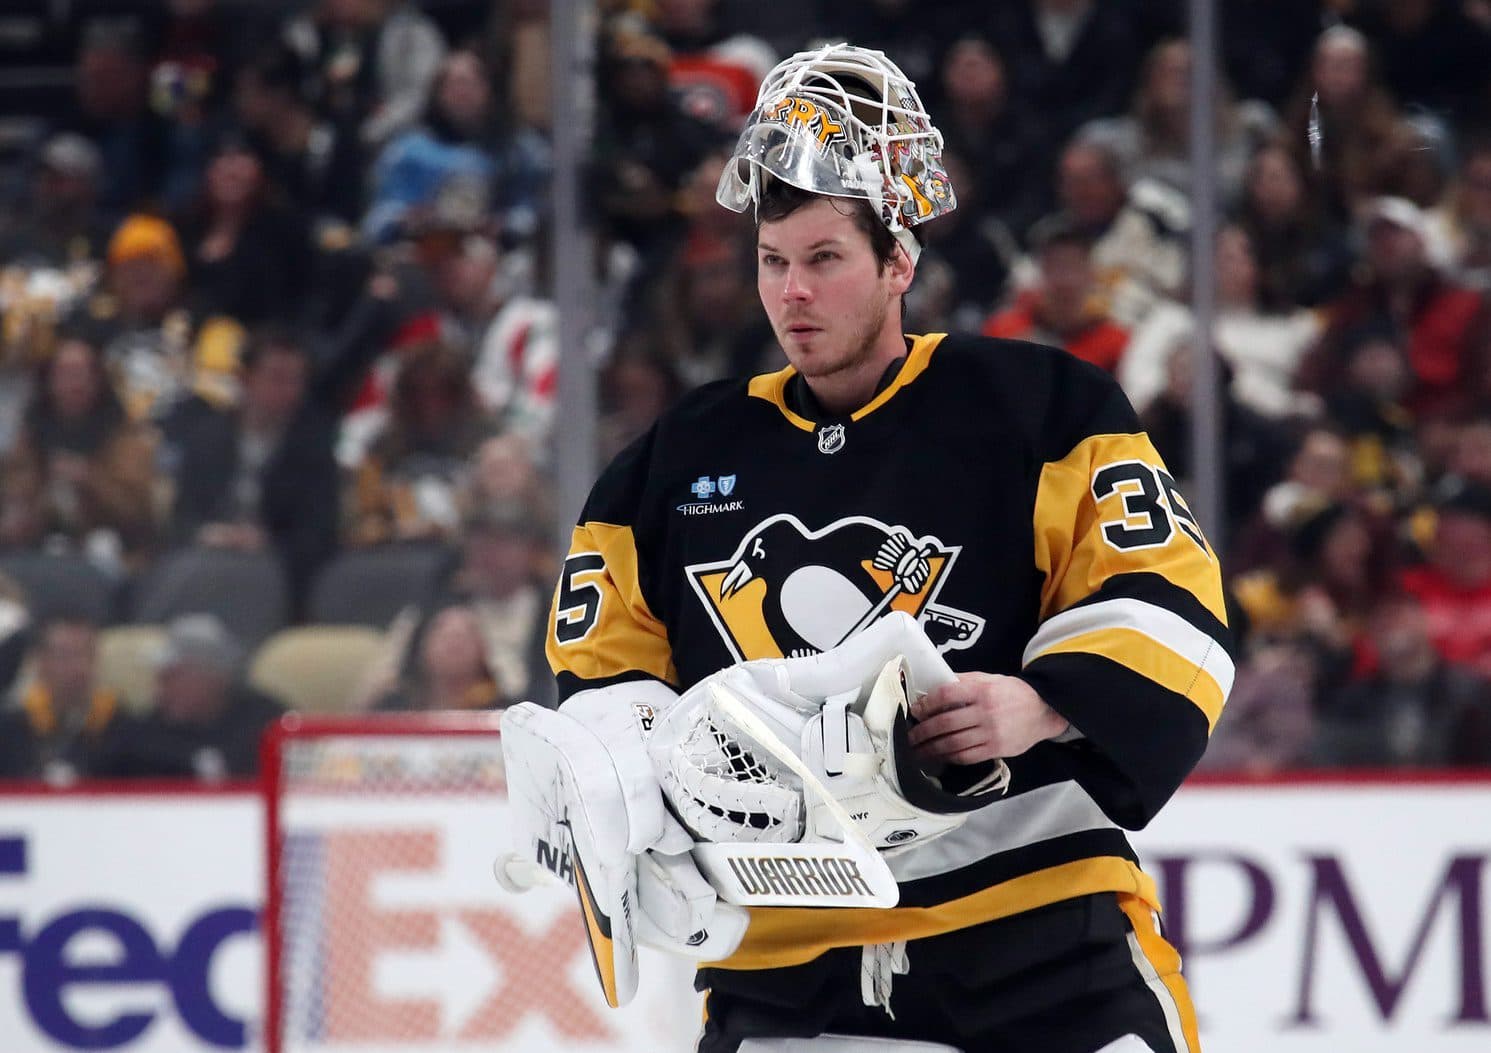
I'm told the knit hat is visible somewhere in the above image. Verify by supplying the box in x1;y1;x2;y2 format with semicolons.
107;214;186;276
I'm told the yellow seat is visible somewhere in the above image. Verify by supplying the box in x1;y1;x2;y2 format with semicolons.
248;625;387;713
97;625;169;715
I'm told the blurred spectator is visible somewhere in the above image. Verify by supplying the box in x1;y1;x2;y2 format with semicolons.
649;236;774;385
651;0;776;130
177;132;310;327
1197;641;1318;774
163;328;340;611
58;21;170;222
813;0;960;94
369;601;504;711
1313;592;1491;766
281;0;448;151
1425;137;1491;291
1030;139;1189;326
1232;142;1355;309
1449;412;1491;490
462;433;553;530
1078;38;1277;207
911;150;1022;334
1323;328;1421;508
351;343;496;546
89;213;194;421
1399;481;1491;678
598;343;686;464
1138;335;1291;536
0;134;109;268
1122;224;1322;418
1232;424;1358;573
1221;0;1330;109
1233;501;1396;709
232;44;366;225
440;502;555;708
0;615;125;782
592;19;723;296
1298;196;1491;418
364;48;550;248
146;0;244;212
468;250;560;444
1348;0;1491;138
95;613;283;779
1381;113;1457;209
934;36;1044;241
480;0;553;132
0;264;97;454
987;0;1144;186
1281;25;1410;218
984;217;1129;373
0;330;158;572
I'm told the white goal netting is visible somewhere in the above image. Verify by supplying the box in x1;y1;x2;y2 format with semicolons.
263;715;701;1053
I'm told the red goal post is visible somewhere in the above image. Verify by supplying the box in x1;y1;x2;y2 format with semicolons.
260;712;701;1053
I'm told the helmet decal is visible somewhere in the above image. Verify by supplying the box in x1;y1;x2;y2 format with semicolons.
716;42;957;259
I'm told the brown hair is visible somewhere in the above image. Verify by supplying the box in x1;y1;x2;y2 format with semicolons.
754;179;913;272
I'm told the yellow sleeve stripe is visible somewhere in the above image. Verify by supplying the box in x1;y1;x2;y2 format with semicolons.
1028;626;1227;731
703;855;1159;971
1033;432;1228;626
1024;597;1234;702
547;522;675;685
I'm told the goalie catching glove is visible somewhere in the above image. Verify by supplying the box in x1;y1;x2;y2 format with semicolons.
651;613;1010;908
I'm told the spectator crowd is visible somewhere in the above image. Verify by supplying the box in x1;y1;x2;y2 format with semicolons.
4;0;1491;781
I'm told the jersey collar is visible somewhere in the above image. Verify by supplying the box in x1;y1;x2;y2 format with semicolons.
747;332;947;432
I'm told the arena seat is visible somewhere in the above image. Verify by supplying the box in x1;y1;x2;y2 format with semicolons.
130;547;289;648
305;543;456;628
0;551;121;625
248;624;388;714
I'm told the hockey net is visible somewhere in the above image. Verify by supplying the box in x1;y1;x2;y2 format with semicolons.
261;713;700;1053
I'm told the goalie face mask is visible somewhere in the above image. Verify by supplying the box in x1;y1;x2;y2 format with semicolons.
715;42;956;261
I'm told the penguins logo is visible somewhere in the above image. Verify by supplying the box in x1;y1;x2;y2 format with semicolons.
686;514;985;660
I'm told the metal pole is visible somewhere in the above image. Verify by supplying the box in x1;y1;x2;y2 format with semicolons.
1188;0;1224;554
551;0;598;542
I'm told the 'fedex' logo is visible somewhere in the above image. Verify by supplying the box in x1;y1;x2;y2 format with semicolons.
0;835;256;1049
283;830;612;1043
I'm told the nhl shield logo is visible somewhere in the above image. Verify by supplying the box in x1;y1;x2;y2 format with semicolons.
817;424;846;455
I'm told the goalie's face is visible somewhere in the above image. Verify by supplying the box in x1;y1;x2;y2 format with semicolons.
757;197;913;410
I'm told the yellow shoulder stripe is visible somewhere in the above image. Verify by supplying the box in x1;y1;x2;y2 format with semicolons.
746;333;947;429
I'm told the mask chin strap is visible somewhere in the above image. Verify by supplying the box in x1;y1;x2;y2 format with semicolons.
893;227;921;265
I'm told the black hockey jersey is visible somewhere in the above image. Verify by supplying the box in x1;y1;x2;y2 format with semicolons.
548;332;1234;971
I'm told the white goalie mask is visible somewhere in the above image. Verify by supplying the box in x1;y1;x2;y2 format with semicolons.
649;614;1009;908
715;42;956;262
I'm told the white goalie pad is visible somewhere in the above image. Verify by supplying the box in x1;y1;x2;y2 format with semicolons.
651;614;1010;908
496;684;747;1006
497;697;658;1007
